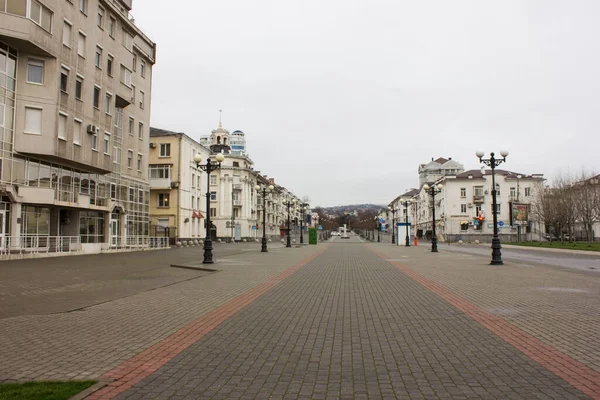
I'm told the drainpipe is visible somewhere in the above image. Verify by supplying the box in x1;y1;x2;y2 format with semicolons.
177;135;182;240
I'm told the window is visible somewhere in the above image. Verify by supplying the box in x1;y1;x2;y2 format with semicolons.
103;133;110;154
75;75;83;100
132;54;137;71
159;143;170;157
77;32;86;57
233;161;239;167
127;150;133;168
93;86;100;108
58;112;67;140
24;107;42;135
138;190;143;204
149;165;171;179
460;188;466;198
197;197;200;209
110;183;116;199
113;144;120;164
79;0;87;14
6;0;27;16
210;191;217;201
60;66;68;92
79;211;105;244
29;0;53;32
510;187;516;199
137;154;142;170
139;90;144;109
63;21;71;47
73;119;82;145
108;16;116;37
210;175;217;185
492;203;501;214
197;175;201;188
140;60;145;78
138;122;143;139
27;59;44;84
97;6;104;28
95;46;102;68
191;173;195;188
121;65;132;87
525;187;531;197
210;208;216;217
129;187;135;202
128;117;134;135
495;185;500;196
460;204;466;213
107;54;113;76
474;186;484;196
91;133;97;150
123;32;133;51
105;93;112;114
158;193;169;207
460;222;469;231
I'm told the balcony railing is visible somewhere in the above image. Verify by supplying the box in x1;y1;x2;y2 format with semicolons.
473;195;484;203
149;177;172;189
0;236;81;256
125;236;170;248
233;199;243;206
233;184;243;190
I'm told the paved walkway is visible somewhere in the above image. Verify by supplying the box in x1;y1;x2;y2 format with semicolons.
1;236;599;399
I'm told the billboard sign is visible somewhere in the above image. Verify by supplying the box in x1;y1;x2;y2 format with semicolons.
511;203;529;226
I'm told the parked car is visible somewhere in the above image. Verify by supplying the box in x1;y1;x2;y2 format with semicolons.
545;234;557;241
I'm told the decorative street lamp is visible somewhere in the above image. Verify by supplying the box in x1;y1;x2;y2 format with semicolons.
284;199;295;248
375;216;381;242
476;150;509;265
298;202;308;244
255;184;274;252
194;152;225;264
423;183;443;253
401;199;413;247
388;205;398;244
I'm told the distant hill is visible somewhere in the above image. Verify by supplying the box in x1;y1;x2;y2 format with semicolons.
315;204;386;215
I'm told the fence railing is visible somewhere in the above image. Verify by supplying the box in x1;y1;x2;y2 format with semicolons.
0;236;81;256
124;236;170;248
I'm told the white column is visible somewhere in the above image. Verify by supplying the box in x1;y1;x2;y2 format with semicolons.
10;202;22;249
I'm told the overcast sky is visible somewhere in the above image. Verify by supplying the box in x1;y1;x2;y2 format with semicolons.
134;0;599;207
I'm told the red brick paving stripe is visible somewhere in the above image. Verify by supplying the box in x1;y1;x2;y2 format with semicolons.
85;247;329;400
372;250;600;400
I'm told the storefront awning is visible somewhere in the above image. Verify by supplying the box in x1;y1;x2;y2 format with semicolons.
192;211;205;219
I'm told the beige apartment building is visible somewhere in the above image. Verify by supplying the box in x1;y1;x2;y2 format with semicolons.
0;0;157;256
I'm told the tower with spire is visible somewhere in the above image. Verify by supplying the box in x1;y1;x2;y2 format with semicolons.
209;109;231;154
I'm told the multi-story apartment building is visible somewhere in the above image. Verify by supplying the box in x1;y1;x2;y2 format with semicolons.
418;157;464;187
412;169;545;242
0;0;156;256
148;127;210;243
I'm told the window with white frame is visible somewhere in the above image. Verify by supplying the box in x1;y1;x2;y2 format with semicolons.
91;133;97;150
210;175;217;185
108;16;116;37
140;60;145;78
73;119;82;145
139;90;145;109
93;86;100;108
97;6;104;28
103;133;110;154
149;165;171;179
210;208;216;217
510;187;516;199
129;187;135;202
491;203;501;214
27;59;44;84
123;31;133;51
24;107;42;135
29;0;53;32
79;0;87;14
77;32;86;57
474;186;484;196
58;112;67;140
127;150;133;168
137;154;142;170
210;191;217;201
75;75;83;100
159;143;170;157
60;66;68;92
105;93;112;114
158;193;169;207
95;46;102;68
110;183;116;199
525;187;531;197
191;173;195;188
107;54;113;76
120;65;132;87
460;188;466;197
63;21;71;47
0;104;5;127
460;204;466;213
138;121;143;139
128;117;134;135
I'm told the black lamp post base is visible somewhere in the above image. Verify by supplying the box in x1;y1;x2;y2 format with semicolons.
202;238;214;264
261;237;268;252
431;237;438;253
405;236;410;247
490;237;503;265
392;235;396;244
286;235;292;248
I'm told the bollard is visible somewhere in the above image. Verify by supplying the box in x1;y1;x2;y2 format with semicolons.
413;236;418;246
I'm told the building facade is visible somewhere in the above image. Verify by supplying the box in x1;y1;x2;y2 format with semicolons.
0;0;157;256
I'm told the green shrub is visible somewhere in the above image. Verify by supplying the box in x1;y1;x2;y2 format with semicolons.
309;227;318;245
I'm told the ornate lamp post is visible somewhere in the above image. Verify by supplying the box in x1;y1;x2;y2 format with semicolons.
194;152;225;264
375;216;381;242
284;199;295;248
476;150;509;265
298;202;308;244
423;183;443;253
401;199;413;247
388;205;398;244
255;184;274;252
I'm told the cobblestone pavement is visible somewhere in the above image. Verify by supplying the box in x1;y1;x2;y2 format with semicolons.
0;243;319;383
106;238;595;399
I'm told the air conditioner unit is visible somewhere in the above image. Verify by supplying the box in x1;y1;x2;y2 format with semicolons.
149;142;156;148
467;203;472;208
484;190;489;195
170;181;180;189
87;124;99;134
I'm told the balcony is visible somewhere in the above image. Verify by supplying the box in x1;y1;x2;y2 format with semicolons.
233;199;243;206
0;13;59;58
233;184;243;190
149;177;171;189
473;195;484;203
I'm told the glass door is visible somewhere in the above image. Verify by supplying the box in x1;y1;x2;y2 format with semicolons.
0;211;5;249
110;213;119;247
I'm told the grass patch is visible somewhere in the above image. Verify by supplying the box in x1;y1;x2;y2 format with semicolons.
510;241;600;252
0;381;97;400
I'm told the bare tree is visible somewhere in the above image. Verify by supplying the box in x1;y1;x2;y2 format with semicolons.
573;172;600;242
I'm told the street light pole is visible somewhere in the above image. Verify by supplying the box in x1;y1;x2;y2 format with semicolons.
476;150;509;265
388;206;397;244
255;184;274;252
285;199;295;248
401;199;413;247
194;152;225;264
299;203;308;244
423;184;443;253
